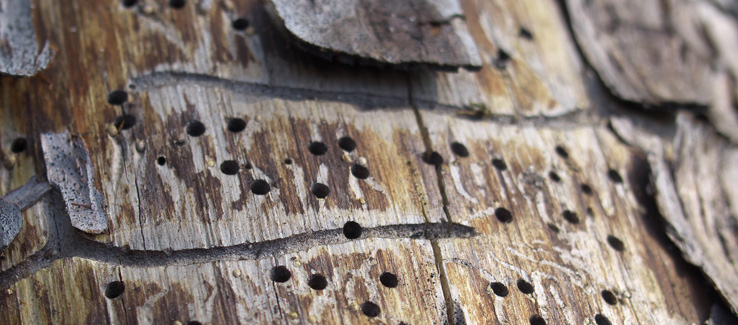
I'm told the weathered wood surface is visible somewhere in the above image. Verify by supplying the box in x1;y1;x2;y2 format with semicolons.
0;0;736;324
0;0;53;76
565;0;714;106
269;0;483;70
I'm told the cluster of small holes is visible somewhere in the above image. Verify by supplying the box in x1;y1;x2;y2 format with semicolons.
343;221;362;239
595;314;612;325
268;264;400;319
379;272;398;288
169;0;186;9
492;158;507;171
104;281;125;299
516;279;534;294
308;274;328;290
227;118;246;133
450;142;469;157
361;301;381;318
250;179;270;195
107;90;128;105
601;290;617;305
607;235;625;251
10;138;27;153
422;151;444;166
220;161;239;175
270;266;292;283
308;141;328;155
489;282;509;297
186;121;206;137
563;210;579;224
232;18;249;31
495;207;513;223
114;115;136;130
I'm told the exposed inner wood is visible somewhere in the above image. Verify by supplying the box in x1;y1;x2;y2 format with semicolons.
0;0;735;324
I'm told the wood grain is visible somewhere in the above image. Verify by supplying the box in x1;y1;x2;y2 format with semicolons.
0;0;732;324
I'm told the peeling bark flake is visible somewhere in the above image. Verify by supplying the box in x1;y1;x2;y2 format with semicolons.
269;0;482;70
0;0;53;76
41;132;108;234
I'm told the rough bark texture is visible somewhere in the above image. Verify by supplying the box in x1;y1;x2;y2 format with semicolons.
0;0;736;324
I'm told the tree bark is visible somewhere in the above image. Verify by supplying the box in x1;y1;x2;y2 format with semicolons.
0;0;736;324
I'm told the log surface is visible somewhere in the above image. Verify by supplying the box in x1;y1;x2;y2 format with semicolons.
0;0;735;324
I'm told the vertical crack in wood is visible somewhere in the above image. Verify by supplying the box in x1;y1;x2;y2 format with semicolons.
407;73;457;325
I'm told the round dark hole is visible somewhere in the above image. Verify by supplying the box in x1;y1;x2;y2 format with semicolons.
380;272;398;288
250;179;270;195
517;279;534;294
232;18;249;30
422;151;443;166
220;161;239;175
284;158;292;165
122;0;137;7
492;158;507;171
595;314;612;325
186;121;206;137
351;164;370;179
227;118;246;133
107;90;128;105
361;301;380;318
244;162;253;170
186;322;202;325
169;0;185;9
270;266;291;283
529;315;546;325
308;141;328;155
311;183;330;199
105;281;125;299
343;221;362;239
489;282;509;297
338;136;357;152
549;171;561;182
114;114;136;130
495;207;513;223
607;169;623;183
157;156;167;166
607;235;625;252
519;27;534;40
10;138;27;153
563;210;579;224
307;274;327;290
601;290;617;305
555;146;569;159
547;223;560;233
450;142;469;157
581;184;593;195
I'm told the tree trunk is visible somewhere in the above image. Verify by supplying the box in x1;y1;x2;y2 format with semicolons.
0;0;736;324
